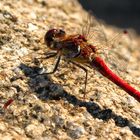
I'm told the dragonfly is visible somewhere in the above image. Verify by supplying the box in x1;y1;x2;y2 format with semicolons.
41;19;140;103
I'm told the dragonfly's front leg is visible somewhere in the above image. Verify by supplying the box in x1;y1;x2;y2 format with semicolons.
34;51;58;63
38;51;61;75
69;61;88;99
44;51;58;59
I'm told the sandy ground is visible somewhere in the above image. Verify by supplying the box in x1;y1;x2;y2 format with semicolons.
0;0;140;139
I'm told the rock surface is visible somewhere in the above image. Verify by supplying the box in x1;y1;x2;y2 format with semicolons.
0;0;140;139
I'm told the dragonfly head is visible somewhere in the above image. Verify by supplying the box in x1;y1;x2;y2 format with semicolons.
44;29;66;49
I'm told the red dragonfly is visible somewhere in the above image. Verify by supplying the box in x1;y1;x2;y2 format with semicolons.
42;22;140;102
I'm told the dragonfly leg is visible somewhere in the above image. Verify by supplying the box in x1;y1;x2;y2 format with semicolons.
33;51;58;65
39;52;61;75
36;51;58;60
69;61;88;99
44;51;58;59
41;55;61;75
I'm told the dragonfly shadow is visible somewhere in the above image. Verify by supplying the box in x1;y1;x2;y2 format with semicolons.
19;63;140;138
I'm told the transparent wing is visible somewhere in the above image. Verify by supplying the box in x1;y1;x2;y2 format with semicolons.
100;29;132;75
81;12;131;75
82;12;108;48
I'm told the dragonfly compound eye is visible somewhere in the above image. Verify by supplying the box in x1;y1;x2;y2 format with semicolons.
44;29;66;48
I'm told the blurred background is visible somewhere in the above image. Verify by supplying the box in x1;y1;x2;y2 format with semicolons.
78;0;140;34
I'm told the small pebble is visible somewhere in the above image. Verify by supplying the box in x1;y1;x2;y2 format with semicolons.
28;23;38;31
